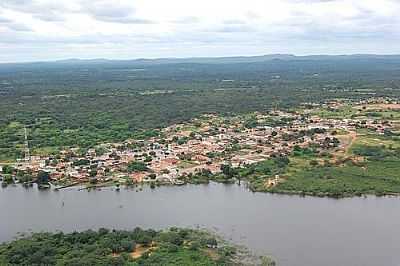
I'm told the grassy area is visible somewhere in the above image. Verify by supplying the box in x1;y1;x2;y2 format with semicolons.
0;122;25;162
310;105;358;119
352;131;400;149
262;138;400;197
32;146;60;157
178;160;198;169
269;159;400;197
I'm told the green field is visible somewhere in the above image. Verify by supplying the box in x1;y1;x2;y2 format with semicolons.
259;134;400;197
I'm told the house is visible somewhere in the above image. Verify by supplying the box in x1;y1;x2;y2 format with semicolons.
130;172;147;183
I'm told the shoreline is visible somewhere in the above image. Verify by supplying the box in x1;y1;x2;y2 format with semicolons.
2;179;400;199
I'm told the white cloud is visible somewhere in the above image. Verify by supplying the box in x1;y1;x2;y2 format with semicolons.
0;0;399;62
79;0;153;24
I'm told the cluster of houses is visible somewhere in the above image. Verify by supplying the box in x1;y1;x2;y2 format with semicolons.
4;98;398;187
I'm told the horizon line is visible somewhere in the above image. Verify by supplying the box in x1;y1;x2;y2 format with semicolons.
2;53;400;65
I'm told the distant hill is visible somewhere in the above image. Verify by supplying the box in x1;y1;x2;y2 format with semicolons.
3;54;400;67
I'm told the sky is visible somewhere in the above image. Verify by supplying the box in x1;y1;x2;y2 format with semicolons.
0;0;399;63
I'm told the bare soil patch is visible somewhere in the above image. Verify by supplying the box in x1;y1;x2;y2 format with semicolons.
131;244;157;259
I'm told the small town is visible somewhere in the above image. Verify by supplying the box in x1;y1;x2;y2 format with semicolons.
1;97;398;191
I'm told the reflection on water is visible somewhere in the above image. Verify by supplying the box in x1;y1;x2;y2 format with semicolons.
1;183;399;266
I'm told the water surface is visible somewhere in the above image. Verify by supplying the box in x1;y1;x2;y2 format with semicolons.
1;183;399;266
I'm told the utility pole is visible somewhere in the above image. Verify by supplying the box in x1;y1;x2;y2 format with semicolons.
24;126;30;162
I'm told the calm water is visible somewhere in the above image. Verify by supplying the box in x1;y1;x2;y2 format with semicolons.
1;183;399;266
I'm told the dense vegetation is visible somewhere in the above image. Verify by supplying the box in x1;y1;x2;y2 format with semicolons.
0;228;257;266
1;56;400;161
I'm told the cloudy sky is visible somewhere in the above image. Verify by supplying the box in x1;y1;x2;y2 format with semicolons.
0;0;399;62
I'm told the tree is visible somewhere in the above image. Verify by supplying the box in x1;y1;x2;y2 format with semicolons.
2;165;13;174
89;169;97;177
273;156;290;168
72;159;90;166
3;175;14;184
160;231;184;246
136;234;152;247
121;240;136;252
127;161;148;172
220;164;236;178
244;117;258;128
37;171;50;184
17;171;33;183
261;256;276;266
177;138;188;145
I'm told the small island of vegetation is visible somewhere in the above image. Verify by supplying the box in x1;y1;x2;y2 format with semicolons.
0;227;275;266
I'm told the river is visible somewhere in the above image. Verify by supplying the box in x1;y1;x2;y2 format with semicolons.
1;183;399;266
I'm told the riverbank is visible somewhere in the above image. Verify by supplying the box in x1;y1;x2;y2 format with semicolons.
2;173;400;199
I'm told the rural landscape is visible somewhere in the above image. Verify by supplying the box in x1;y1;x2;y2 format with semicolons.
2;96;400;198
1;55;400;265
1;56;400;199
1;0;400;265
